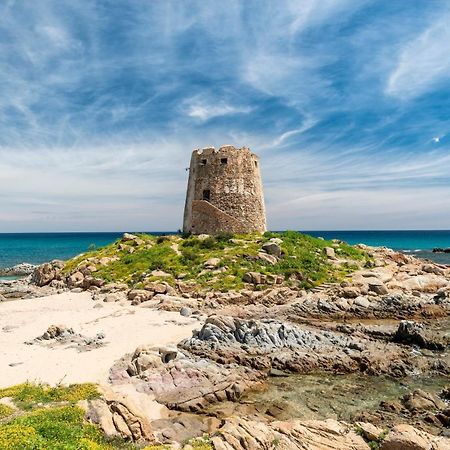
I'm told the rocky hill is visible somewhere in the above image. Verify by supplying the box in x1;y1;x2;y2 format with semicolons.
33;231;369;294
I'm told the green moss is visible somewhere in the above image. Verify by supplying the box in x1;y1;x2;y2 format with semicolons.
62;232;370;292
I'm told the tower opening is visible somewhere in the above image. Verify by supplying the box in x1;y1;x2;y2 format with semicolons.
200;159;207;166
202;189;211;201
221;158;228;165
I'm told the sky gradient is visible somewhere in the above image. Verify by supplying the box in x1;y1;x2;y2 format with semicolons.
1;0;450;232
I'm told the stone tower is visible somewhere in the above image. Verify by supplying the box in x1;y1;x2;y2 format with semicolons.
183;145;266;235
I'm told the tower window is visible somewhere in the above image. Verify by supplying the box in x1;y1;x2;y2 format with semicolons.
202;189;210;201
200;159;207;166
254;160;258;167
221;158;228;165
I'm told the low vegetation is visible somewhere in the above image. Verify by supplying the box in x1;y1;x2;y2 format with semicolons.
0;382;212;450
63;231;370;292
0;383;130;450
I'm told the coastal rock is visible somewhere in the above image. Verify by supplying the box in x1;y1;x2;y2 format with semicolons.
401;389;446;412
180;315;440;377
111;346;263;412
392;274;448;293
0;263;36;277
31;260;64;287
211;417;369;449
380;424;449;450
393;321;447;350
81;385;158;444
128;289;154;305
154;294;198;311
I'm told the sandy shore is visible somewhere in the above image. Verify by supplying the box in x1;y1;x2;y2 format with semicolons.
0;292;199;388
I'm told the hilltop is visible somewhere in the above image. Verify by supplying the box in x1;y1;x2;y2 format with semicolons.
56;231;369;294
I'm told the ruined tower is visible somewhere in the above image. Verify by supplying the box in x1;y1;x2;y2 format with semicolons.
183;145;266;235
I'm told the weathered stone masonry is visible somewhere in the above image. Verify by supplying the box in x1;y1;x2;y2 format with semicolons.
183;145;266;234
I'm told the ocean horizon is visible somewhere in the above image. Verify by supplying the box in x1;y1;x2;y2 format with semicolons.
1;230;450;269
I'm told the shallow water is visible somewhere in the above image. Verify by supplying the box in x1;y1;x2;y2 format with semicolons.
241;373;449;421
0;276;22;281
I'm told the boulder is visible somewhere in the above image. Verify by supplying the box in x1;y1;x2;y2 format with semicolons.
127;345;164;376
154;294;197;311
257;252;278;265
204;258;221;269
402;389;446;411
243;272;262;284
324;247;336;259
31;261;63;287
67;271;84;288
342;287;360;299
393;321;447;350
369;282;389;295
81;385;160;443
127;289;154;305
262;242;282;257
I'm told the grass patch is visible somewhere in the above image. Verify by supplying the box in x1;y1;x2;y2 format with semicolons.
0;383;99;410
62;231;370;292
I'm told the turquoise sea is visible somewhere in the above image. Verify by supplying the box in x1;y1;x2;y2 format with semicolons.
0;230;449;270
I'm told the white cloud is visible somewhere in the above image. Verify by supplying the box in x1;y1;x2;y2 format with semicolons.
184;98;252;121
386;14;450;99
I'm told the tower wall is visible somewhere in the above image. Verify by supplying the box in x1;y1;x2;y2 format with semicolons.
183;145;266;234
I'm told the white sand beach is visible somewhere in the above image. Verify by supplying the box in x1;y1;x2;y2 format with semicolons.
0;292;199;388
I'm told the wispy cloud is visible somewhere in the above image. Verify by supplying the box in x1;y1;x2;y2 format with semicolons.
0;0;450;231
386;12;450;100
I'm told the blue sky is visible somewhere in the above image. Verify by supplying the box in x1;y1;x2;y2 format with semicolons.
1;0;450;232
